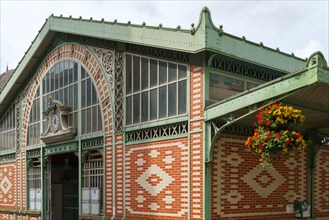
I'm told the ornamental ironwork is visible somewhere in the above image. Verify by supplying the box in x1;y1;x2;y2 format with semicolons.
81;137;104;151
213;120;254;137
114;51;124;132
126;44;189;63
67;34;115;49
209;54;285;82
88;46;114;90
126;121;188;143
0;153;16;163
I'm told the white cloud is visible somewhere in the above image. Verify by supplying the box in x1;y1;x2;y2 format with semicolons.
294;40;323;60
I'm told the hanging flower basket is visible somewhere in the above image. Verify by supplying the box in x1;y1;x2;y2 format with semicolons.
245;103;308;167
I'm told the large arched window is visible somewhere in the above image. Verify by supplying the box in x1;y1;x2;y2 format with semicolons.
27;60;103;146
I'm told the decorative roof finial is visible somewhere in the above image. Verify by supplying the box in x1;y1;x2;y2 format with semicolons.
6;63;8;72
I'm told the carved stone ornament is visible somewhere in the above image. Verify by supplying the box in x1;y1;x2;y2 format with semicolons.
40;97;76;144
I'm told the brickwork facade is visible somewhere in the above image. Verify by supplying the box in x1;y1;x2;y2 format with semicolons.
314;148;329;217
211;136;308;219
0;38;328;220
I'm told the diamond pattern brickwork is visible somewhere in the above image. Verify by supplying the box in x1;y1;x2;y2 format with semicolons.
0;163;16;208
125;139;188;219
211;136;307;219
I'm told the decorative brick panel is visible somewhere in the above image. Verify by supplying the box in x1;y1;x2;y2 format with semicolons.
125;139;189;219
211;136;307;219
314;148;329;217
0;162;17;208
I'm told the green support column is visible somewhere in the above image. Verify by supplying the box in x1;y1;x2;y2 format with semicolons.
204;122;212;220
307;129;317;218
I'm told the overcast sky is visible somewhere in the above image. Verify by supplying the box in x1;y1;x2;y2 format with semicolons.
0;1;328;73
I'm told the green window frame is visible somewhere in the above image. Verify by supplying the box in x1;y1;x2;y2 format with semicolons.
125;54;188;126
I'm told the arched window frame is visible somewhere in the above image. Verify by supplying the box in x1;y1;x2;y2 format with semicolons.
27;59;104;147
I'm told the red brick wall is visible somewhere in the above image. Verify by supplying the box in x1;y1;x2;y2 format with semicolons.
314;148;329;217
125;138;189;219
0;162;17;209
190;65;204;219
211;136;307;219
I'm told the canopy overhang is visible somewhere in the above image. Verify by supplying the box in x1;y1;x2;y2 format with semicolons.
205;52;329;162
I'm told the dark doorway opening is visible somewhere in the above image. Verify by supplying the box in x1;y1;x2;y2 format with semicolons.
49;152;79;220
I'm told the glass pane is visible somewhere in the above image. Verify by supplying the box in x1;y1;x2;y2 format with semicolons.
81;109;86;134
69;86;74;110
133;56;140;92
87;78;92;107
178;80;187;115
92;82;98;105
150;89;157;120
209;74;244;101
159;61;167;85
159;86;167;118
178;65;187;79
126;96;132;125
64;61;69;86
247;82;258;90
126;55;132;95
50;67;54;92
150;59;157;87
81;80;86;108
69;61;74;84
74;84;78;110
42;77;46;94
92;106;98;133
81;67;87;79
87;108;92;134
133;94;140;124
74;62;78;82
141;57;149;90
141;91;148;122
168;83;177;117
54;67;59;90
63;87;68;106
97;106;102;131
59;63;64;88
168;63;177;82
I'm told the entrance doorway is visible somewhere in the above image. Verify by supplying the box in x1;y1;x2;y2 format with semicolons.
47;153;79;220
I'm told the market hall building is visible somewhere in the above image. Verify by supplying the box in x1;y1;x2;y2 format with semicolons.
0;7;328;220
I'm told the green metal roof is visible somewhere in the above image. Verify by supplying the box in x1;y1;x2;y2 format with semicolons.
0;7;311;114
204;52;329;162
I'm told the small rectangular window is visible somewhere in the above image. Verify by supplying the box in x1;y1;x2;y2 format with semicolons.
178;80;187;115
168;63;177;82
133;56;141;92
141;58;149;90
141;91;149;122
133;94;141;124
178;65;187;79
159;86;167;118
159;61;167;85
126;96;132;125
150;59;158;87
150;89;157;121
168;83;177;117
126;55;132;95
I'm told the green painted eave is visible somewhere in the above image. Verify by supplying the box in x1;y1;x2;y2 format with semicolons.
204;52;329;122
